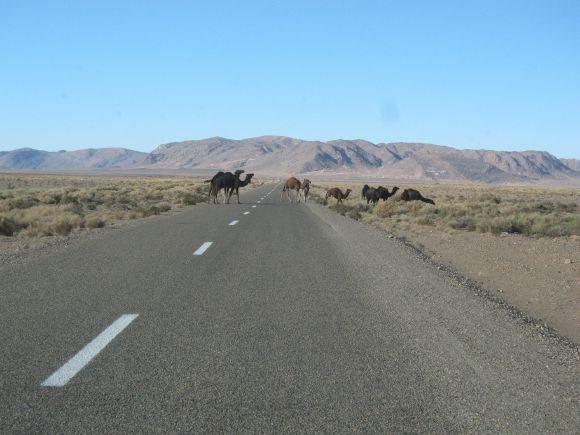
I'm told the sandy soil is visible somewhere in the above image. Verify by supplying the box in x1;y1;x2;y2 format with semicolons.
395;226;580;345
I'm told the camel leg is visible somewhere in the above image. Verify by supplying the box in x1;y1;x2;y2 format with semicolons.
236;188;240;204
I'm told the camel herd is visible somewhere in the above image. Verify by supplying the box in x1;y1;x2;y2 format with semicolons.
323;184;435;206
205;170;254;204
204;170;435;206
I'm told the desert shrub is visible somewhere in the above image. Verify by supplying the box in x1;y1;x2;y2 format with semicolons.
49;214;82;235
354;205;371;220
145;190;164;200
0;216;19;236
478;193;501;204
510;213;536;235
375;202;398;218
478;216;511;234
330;203;351;216
180;192;204;205
85;215;106;229
7;196;39;210
23;213;81;237
135;206;161;217
448;216;476;231
157;203;172;212
40;192;62;204
416;215;435;226
555;202;577;213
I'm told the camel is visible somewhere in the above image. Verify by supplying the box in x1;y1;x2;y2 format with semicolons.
225;173;254;204
281;177;302;203
363;186;399;204
361;184;370;199
377;186;399;201
205;171;225;203
325;187;352;204
206;170;245;204
300;179;312;202
400;188;435;205
364;187;380;205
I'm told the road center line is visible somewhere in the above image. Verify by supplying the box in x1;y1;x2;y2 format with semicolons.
243;211;250;215
193;241;213;256
252;205;257;208
229;220;239;226
41;314;138;387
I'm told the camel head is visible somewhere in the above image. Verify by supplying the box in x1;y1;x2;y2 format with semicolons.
391;186;400;195
245;173;255;181
345;188;352;197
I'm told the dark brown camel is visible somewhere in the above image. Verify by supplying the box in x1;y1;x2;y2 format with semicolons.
362;184;370;199
226;173;254;204
364;186;399;204
325;187;352;204
206;170;245;204
205;171;225;203
400;188;435;205
281;177;302;203
377;186;399;201
364;187;380;204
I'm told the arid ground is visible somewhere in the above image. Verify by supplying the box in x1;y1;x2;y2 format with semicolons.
309;181;580;345
1;173;579;345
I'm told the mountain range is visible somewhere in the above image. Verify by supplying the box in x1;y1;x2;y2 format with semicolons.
1;136;579;184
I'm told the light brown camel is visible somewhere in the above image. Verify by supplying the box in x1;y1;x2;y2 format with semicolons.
281;177;302;203
325;187;352;204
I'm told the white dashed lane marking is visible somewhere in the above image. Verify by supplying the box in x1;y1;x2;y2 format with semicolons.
229;220;239;226
193;242;213;256
243;211;250;215
41;314;139;387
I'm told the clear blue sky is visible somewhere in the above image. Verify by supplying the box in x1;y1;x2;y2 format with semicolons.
1;0;579;158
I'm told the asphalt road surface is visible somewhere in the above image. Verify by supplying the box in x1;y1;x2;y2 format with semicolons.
1;182;578;433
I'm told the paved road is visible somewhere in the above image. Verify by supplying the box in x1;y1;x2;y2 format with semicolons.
1;182;578;433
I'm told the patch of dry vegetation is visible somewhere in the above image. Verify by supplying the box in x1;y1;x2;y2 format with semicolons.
0;173;211;238
309;182;580;238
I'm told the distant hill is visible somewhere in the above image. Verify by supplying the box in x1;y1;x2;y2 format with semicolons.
561;158;580;172
1;137;579;184
145;136;580;184
0;148;147;170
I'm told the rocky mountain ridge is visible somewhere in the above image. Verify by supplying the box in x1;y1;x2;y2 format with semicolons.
1;136;578;184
